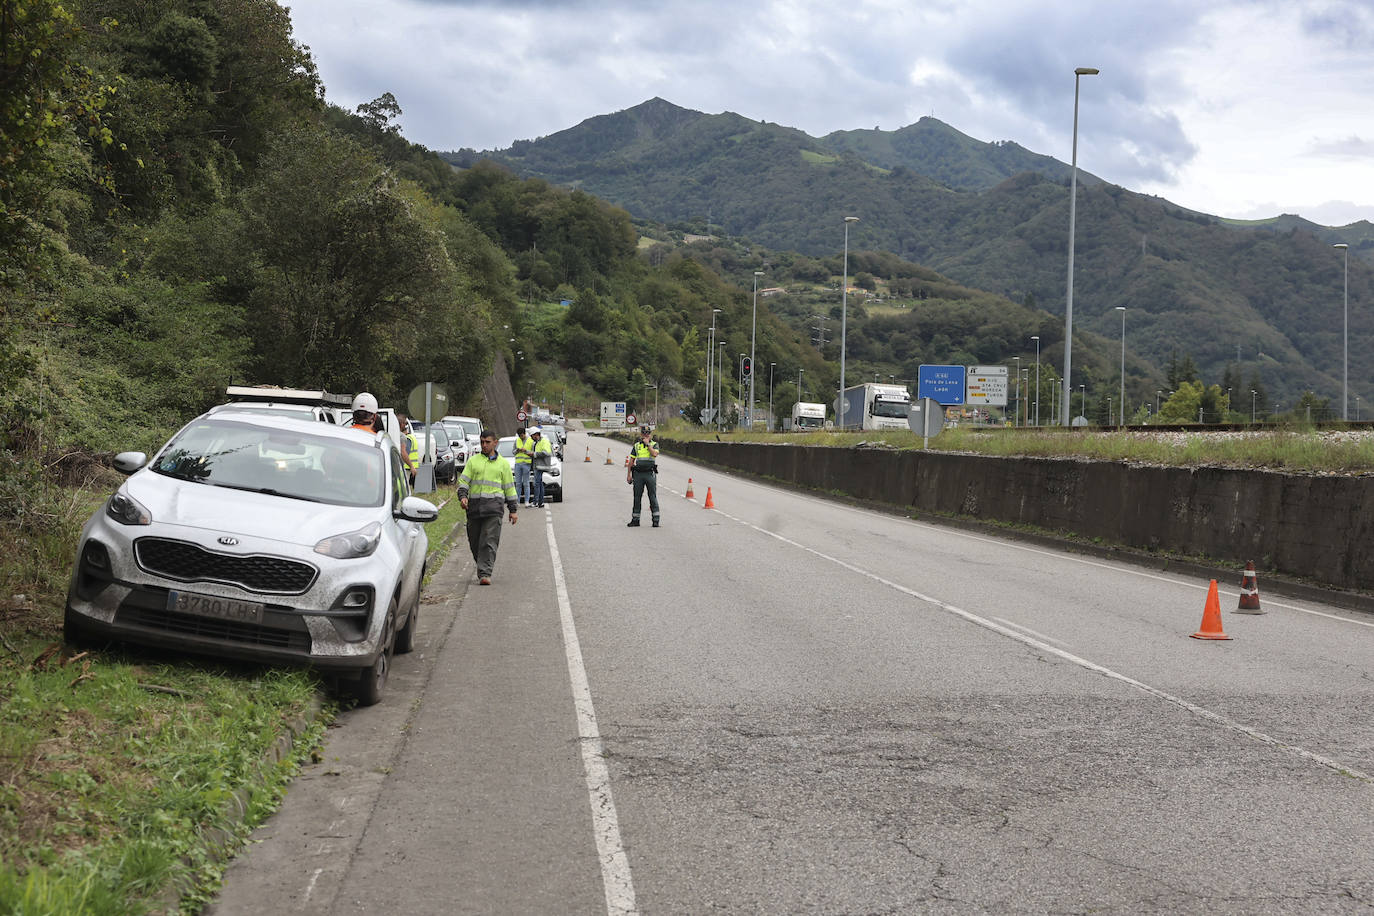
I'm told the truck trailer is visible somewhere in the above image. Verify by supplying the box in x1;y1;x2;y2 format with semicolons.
839;383;911;430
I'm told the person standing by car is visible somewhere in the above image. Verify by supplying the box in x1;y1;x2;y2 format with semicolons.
396;413;419;487
350;392;382;433
512;425;534;505
626;425;660;527
529;426;553;508
457;430;518;586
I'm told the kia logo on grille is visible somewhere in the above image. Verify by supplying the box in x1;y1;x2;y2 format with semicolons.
217;536;239;546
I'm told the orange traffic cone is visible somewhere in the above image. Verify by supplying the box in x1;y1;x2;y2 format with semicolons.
604;448;613;465
584;446;591;463
685;477;695;499
1235;561;1262;614
1190;580;1232;640
703;487;715;509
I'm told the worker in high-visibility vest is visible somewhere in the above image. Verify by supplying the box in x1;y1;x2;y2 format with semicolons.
528;427;553;508
512;426;534;505
626;425;660;527
457;429;518;585
397;413;420;487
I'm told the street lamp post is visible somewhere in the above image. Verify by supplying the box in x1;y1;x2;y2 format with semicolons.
1335;243;1349;420
1079;383;1086;420
1013;356;1021;426
1062;66;1099;425
768;362;776;432
1115;306;1126;426
1031;336;1040;426
706;308;722;425
1251;389;1257;424
798;367;804;401
644;384;657;426
717;342;726;432
750;270;764;429
840;216;860;427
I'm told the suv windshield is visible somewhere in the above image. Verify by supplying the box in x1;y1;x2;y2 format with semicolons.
152;418;386;507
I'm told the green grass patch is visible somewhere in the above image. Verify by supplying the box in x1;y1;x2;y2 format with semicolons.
0;455;329;913
800;149;839;164
657;419;1374;474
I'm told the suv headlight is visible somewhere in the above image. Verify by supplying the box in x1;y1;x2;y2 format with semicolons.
314;521;382;559
106;492;152;526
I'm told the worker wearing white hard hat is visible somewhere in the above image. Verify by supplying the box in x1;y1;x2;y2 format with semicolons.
350;392;380;433
528;427;553;507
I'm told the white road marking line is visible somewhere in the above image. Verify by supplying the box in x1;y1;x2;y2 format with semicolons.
671;464;1374;629
545;514;638;915
713;507;1371;782
992;616;1072;648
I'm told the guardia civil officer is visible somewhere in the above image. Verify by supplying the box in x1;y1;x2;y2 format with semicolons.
626;425;660;527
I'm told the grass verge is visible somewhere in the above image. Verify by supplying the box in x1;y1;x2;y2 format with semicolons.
0;457;467;914
653;419;1374;473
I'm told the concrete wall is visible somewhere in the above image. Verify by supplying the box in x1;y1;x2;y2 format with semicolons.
660;439;1374;593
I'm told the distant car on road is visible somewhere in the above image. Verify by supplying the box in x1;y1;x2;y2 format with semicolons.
63;412;438;705
410;422;457;484
497;435;563;502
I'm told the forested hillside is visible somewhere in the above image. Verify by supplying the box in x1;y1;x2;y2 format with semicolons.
454;98;1374;408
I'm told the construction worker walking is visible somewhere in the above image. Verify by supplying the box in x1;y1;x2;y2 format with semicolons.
626;425;660;527
457;430;518;585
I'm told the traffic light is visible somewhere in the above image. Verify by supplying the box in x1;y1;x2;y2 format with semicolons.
742;357;752;378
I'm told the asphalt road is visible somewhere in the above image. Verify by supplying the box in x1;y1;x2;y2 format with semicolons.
210;428;1374;914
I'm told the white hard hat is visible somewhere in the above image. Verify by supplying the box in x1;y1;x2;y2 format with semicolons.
528;426;542;434
352;392;378;412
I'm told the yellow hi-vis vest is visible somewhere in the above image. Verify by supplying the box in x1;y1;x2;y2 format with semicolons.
458;452;516;516
514;434;534;464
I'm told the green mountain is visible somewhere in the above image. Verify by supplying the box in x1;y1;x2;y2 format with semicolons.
444;99;1374;409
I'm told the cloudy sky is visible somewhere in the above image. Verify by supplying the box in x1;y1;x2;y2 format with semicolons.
284;0;1374;226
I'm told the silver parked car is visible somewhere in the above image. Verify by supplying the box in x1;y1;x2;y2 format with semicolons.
64;412;437;705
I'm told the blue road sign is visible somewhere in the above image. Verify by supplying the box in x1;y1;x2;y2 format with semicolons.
917;365;966;405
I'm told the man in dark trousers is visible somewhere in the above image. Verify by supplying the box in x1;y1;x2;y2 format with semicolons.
457;430;518;585
626;425;660;527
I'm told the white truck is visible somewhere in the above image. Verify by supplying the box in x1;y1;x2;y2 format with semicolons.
839;383;911;431
790;401;827;431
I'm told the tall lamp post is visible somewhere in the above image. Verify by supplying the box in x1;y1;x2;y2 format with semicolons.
644;384;657;426
798;367;804;401
717;341;726;432
1030;336;1040;426
749;270;764;429
1079;383;1086;420
1335;243;1349;420
1061;66;1099;425
706;308;721;425
768;362;776;432
840;216;860;427
1115;306;1126;426
1251;389;1257;424
1013;356;1021;425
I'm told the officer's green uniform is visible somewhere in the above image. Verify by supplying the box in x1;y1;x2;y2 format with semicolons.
627;437;660;527
457;450;517;579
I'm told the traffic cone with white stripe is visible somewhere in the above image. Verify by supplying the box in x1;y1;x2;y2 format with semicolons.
604;448;613;465
1235;561;1263;614
584;446;591;463
685;477;695;499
